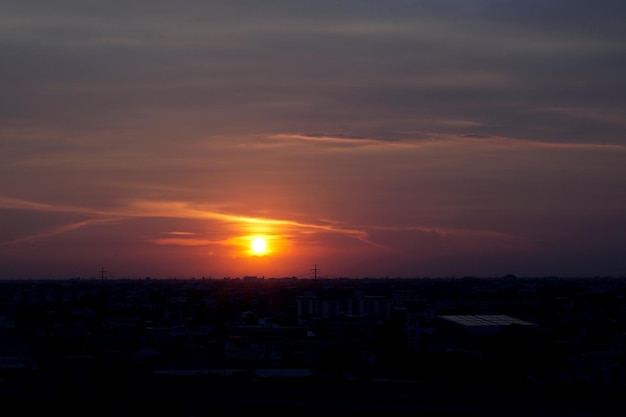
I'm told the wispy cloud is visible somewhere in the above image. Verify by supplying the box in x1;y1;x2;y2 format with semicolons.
0;196;114;216
0;218;121;246
268;133;402;147
0;196;377;248
369;224;526;246
538;107;626;127
124;200;379;247
269;132;626;151
148;238;217;247
2;1;625;278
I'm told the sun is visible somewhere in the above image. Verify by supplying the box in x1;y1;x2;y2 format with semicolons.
251;237;268;255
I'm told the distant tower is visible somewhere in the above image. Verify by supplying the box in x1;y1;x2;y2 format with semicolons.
312;264;319;284
100;267;106;280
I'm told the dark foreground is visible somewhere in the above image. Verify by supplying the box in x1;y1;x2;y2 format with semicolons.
168;378;626;417
4;376;626;417
3;276;626;415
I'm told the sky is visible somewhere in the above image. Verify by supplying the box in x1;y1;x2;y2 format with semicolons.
1;1;625;280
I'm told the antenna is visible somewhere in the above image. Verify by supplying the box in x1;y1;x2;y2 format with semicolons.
312;264;319;282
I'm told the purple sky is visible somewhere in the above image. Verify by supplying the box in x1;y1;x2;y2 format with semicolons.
1;1;625;279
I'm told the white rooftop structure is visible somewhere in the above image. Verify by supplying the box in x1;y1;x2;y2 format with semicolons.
439;314;538;334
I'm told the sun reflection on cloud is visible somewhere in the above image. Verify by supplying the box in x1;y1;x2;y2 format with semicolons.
117;199;381;259
0;197;378;260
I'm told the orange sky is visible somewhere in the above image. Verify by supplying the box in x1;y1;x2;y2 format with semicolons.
1;1;625;279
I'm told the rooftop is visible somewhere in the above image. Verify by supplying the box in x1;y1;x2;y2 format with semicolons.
439;314;538;334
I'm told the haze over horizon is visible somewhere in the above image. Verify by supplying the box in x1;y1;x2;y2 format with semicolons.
1;1;625;280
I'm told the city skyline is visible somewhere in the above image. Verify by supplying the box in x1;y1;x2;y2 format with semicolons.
1;1;625;279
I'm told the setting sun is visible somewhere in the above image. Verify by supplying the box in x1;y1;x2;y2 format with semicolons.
251;237;268;255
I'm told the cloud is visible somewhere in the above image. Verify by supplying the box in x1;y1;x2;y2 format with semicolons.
163;231;196;236
148;238;216;247
269;132;626;152
2;194;527;256
0;196;109;215
1;1;626;278
0;218;121;246
0;196;377;249
268;133;402;147
370;223;526;246
538;107;626;127
461;134;491;139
